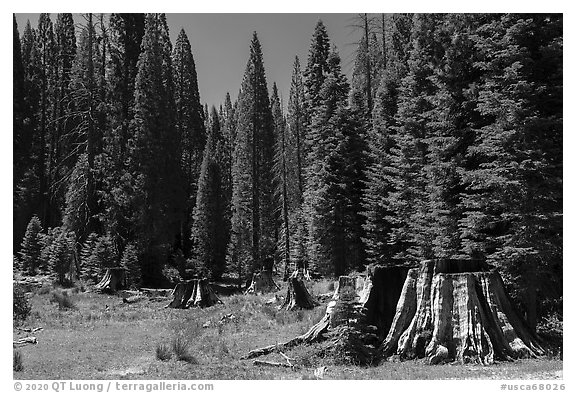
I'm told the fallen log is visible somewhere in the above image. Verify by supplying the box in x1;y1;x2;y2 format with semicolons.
253;359;296;368
13;336;38;347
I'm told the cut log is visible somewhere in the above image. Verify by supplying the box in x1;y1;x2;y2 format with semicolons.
167;279;222;309
95;268;127;293
380;259;545;365
245;270;280;295
278;270;319;310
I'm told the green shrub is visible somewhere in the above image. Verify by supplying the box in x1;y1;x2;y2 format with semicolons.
19;216;43;275
13;285;31;321
50;290;76;310
121;243;141;289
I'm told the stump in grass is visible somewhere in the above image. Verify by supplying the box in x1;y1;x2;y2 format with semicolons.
245;270;280;295
95;268;127;293
381;259;545;365
167;279;221;309
278;270;319;311
244;275;370;360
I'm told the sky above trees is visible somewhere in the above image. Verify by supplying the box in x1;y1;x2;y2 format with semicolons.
15;13;361;108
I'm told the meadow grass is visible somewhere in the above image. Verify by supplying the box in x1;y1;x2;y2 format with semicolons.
13;279;562;380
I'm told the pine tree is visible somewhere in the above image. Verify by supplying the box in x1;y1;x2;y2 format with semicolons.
191;107;228;279
172;28;206;257
19;216;43;275
127;13;185;285
271;84;291;279
14;15;28;196
460;14;563;329
362;13;413;265
383;14;445;262
64;14;105;241
227;32;276;281
303;48;351;275
286;56;305;204
121;243;141;289
101;13;145;252
50;14;76;207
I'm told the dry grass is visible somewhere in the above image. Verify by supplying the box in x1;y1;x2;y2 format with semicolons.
12;278;563;380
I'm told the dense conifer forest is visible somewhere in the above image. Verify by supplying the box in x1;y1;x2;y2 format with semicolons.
13;13;562;329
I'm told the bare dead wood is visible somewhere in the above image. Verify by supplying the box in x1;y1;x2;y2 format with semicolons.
13;336;38;347
253;360;296;368
122;295;145;304
16;326;43;333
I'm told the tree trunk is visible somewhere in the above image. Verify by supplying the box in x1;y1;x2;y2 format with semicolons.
381;260;545;365
167;279;221;308
245;270;280;295
95;268;127;292
278;270;319;310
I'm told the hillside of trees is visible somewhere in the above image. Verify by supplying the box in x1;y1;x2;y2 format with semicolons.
13;13;562;329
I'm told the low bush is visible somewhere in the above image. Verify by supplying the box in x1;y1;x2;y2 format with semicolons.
50;290;76;310
155;343;172;361
13;284;31;321
172;336;197;364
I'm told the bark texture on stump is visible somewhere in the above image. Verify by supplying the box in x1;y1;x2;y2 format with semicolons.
167;279;222;308
95;268;127;292
381;260;544;365
245;270;280;295
278;270;319;310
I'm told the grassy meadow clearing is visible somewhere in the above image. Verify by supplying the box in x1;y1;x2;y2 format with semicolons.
13;278;563;380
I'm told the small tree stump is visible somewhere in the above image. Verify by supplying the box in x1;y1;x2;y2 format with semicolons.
167;279;222;308
381;260;545;365
278;270;319;311
245;270;280;295
95;268;127;293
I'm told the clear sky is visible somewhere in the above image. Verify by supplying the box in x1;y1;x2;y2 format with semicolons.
15;13;363;110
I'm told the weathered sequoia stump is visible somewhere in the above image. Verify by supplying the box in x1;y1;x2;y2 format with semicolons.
278;270;319;311
381;260;545;365
167;279;222;309
95;268;127;293
245;270;280;295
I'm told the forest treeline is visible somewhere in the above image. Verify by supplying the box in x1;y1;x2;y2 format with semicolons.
13;13;562;327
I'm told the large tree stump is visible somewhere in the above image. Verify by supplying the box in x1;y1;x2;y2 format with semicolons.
95;268;127;293
245;270;280;295
381;260;545;365
278;270;319;310
167;279;222;308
